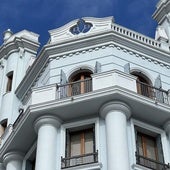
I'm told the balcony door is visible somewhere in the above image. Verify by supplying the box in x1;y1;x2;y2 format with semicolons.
137;133;157;160
131;72;153;98
136;131;164;170
65;126;96;167
69;70;92;96
69;128;94;157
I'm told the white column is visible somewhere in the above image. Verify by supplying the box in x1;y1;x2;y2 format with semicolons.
3;152;24;170
34;115;61;170
100;101;131;170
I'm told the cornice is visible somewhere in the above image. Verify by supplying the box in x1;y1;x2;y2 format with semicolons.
15;47;49;100
15;29;170;102
2;85;170;159
152;0;170;24
0;36;40;59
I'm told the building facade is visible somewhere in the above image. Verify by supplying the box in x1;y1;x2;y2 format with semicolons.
0;0;170;170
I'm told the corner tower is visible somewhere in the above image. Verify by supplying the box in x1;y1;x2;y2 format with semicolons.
0;29;39;136
153;0;170;51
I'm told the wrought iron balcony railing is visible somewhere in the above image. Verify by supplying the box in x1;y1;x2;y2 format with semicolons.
136;81;169;104
61;151;98;169
58;78;92;99
136;153;170;170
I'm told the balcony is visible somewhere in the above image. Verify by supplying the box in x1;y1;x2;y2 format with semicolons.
31;70;169;106
136;81;169;105
58;78;92;98
61;151;98;169
136;153;170;170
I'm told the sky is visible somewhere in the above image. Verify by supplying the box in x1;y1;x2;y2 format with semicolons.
0;0;159;47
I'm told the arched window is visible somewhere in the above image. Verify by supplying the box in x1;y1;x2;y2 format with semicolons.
0;119;7;137
69;70;92;96
131;72;153;98
6;71;13;92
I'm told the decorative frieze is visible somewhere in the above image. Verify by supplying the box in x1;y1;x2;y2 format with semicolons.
50;43;170;70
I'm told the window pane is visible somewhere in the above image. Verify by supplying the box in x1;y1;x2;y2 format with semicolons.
146;137;156;160
70;133;81;156
137;134;143;156
85;131;93;154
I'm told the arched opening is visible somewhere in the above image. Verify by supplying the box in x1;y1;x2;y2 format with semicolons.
69;69;92;96
0;119;8;138
131;72;153;98
6;71;13;92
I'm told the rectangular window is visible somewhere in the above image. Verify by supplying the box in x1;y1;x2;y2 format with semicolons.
135;129;167;170
61;124;98;168
6;72;13;92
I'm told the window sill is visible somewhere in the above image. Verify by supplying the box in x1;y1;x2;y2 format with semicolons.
132;164;152;170
61;162;102;170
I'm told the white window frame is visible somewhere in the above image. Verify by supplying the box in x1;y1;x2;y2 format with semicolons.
60;118;100;162
130;118;170;167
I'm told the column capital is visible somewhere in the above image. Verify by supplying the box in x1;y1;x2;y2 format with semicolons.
100;101;131;119
3;151;24;166
34;115;61;133
164;120;170;133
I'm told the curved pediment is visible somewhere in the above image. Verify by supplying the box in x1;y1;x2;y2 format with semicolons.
48;16;114;44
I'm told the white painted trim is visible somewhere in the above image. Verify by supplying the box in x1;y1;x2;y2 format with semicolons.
67;64;94;81
132;119;164;134
130;67;154;86
60;118;100;161
23;141;37;160
131;118;170;166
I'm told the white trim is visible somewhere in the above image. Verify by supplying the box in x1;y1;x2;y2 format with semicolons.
131;118;169;166
67;64;94;81
60;118;100;161
132;119;164;134
130;67;154;86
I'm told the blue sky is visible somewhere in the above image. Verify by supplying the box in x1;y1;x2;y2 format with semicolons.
0;0;158;46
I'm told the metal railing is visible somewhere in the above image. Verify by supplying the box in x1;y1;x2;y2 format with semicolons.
136;81;169;104
58;78;92;99
112;23;161;48
61;151;98;169
136;153;170;170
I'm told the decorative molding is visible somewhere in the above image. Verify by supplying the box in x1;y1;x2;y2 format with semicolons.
153;0;170;24
15;23;170;102
50;43;170;69
0;37;39;60
48;17;114;44
0;60;4;69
